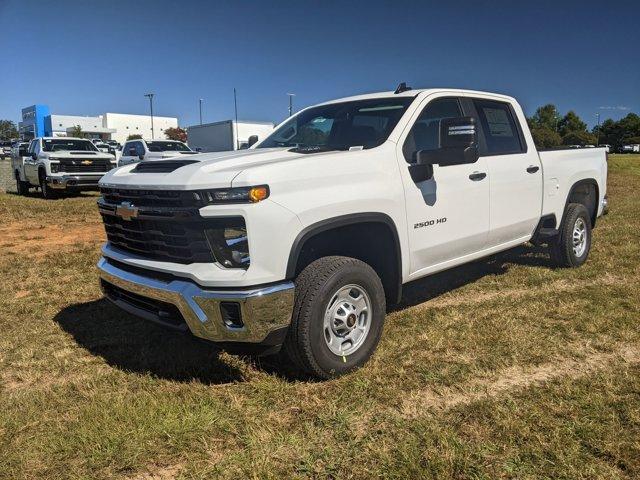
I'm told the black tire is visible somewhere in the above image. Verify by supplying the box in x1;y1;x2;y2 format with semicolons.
15;173;29;195
284;256;386;379
551;203;592;268
39;172;57;199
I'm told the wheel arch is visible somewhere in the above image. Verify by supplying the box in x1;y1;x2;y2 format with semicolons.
286;213;403;304
563;178;599;228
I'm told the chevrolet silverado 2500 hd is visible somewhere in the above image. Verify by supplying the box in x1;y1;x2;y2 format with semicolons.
97;86;608;378
16;137;117;198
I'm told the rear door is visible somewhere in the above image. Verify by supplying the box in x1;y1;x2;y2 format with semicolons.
398;95;490;276
466;97;542;246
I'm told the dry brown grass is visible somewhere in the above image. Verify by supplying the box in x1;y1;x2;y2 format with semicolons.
0;156;639;479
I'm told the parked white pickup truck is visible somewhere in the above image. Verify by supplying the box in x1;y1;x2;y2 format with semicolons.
117;139;195;167
14;137;117;198
97;86;608;378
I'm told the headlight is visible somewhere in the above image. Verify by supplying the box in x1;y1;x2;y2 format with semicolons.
50;163;59;173
193;185;269;205
205;217;249;269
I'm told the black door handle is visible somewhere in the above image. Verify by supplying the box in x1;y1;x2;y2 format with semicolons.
527;165;540;173
469;172;487;181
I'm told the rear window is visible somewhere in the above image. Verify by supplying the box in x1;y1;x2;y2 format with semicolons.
42;139;98;152
146;141;191;152
473;99;524;155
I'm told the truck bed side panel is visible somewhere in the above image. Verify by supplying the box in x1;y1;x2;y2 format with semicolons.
539;148;608;227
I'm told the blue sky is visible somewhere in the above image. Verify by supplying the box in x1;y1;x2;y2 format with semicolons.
0;0;638;128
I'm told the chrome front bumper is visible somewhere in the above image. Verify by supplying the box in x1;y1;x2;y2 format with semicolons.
47;174;104;189
97;257;295;344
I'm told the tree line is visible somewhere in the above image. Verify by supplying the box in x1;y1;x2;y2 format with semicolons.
527;105;640;149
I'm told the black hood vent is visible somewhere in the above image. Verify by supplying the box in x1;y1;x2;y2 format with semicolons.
132;160;199;173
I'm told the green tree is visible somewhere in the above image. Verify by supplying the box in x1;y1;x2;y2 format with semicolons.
127;134;143;141
562;131;597;146
164;127;187;142
558;111;587;137
530;127;562;149
0;120;19;140
69;125;85;138
528;104;559;131
597;114;640;148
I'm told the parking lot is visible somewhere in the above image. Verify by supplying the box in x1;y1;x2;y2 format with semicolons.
1;155;639;479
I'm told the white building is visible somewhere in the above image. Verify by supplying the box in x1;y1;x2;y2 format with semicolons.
29;106;179;143
186;120;274;152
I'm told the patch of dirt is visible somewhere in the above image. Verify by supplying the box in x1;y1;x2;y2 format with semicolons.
401;343;640;417
0;220;104;257
128;464;183;480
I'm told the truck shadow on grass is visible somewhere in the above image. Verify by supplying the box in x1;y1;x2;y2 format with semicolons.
54;299;246;385
54;243;552;383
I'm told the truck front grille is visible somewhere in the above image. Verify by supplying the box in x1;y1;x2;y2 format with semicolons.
58;159;111;173
100;214;215;264
100;187;200;208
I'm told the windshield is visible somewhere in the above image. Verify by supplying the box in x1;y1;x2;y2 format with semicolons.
42;139;98;152
147;141;191;152
257;97;414;151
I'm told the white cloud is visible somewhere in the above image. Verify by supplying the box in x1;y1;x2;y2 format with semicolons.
599;106;630;111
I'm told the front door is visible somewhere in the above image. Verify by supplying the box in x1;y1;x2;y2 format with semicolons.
398;95;490;278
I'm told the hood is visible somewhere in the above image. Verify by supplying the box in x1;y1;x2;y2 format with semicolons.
45;150;114;160
99;147;333;190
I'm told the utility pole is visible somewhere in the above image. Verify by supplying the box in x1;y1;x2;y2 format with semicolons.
287;93;296;117
233;88;239;150
144;93;155;138
199;98;203;125
595;112;601;146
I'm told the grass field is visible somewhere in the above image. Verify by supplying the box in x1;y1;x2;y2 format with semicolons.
1;155;639;479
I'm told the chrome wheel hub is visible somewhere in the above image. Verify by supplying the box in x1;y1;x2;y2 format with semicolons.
323;284;372;356
572;217;587;257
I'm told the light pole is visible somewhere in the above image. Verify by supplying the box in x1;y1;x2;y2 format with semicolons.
287;93;295;117
144;93;155;138
595;112;601;146
199;98;203;125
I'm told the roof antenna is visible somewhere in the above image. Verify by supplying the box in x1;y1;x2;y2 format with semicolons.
394;82;412;94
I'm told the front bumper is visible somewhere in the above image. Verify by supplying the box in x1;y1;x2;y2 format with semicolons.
97;257;295;344
47;174;104;189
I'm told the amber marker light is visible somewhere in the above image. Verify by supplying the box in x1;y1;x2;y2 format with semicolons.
249;186;269;203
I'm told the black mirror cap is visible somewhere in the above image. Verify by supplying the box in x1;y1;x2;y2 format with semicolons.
138;154;145;161
247;135;259;148
408;163;434;182
31;152;37;160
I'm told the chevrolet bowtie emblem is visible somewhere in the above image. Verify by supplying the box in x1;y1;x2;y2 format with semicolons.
81;160;92;165
115;201;139;221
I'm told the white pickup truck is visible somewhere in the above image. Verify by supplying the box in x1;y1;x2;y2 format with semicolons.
97;86;608;378
14;137;117;198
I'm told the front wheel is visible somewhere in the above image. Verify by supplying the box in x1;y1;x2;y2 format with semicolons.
39;173;57;200
284;256;386;379
551;203;592;267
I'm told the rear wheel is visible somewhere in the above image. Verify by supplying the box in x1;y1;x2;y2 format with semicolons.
15;173;29;195
284;256;386;379
551;203;592;267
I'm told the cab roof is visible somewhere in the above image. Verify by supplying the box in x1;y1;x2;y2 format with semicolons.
319;88;516;106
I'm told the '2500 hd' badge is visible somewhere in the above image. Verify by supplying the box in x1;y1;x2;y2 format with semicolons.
414;217;446;229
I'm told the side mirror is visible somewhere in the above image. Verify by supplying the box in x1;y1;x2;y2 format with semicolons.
138;154;145;161
31;152;37;161
417;116;479;167
247;135;259;148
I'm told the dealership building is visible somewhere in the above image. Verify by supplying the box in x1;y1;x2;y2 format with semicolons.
18;104;179;144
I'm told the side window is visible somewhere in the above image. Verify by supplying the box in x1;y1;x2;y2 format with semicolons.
135;142;146;156
123;142;133;156
33;140;41;155
402;98;462;162
472;99;524;155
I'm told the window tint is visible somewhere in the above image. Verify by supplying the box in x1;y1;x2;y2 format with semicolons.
472;99;523;154
403;97;462;162
42;139;97;152
135;142;145;156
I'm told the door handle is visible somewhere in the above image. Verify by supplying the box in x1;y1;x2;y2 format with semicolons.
527;165;540;174
469;172;487;181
